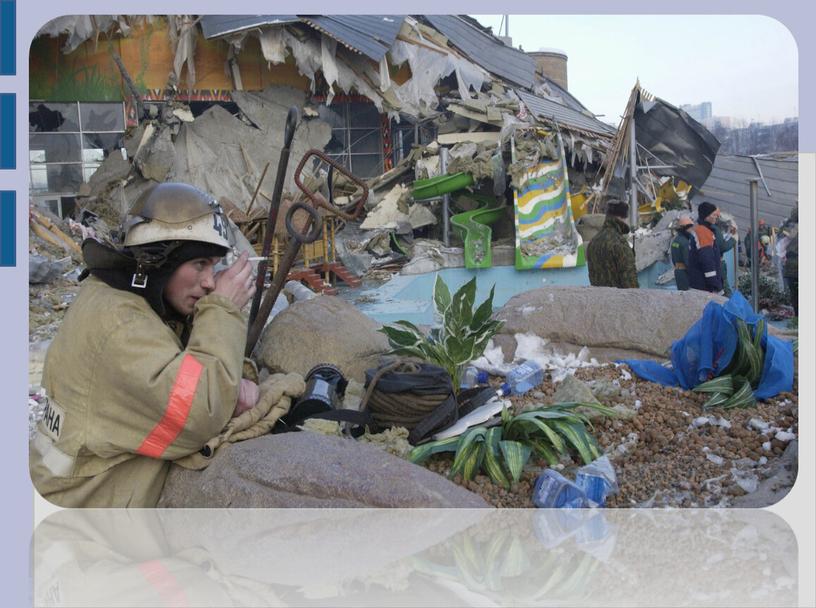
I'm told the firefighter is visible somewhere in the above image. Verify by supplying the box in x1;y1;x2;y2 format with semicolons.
30;183;258;507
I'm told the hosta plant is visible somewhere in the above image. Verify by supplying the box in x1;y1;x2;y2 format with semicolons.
378;275;503;391
694;318;766;410
409;401;617;490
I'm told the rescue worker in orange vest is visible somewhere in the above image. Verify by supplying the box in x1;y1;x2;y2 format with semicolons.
30;183;259;507
687;201;724;293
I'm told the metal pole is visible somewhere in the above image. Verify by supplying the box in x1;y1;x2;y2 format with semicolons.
440;146;450;246
628;117;638;229
749;179;760;312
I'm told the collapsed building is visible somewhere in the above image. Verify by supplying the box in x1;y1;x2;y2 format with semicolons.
29;14;724;290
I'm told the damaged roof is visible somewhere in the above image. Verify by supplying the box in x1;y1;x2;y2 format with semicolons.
424;15;536;89
201;15;404;62
516;89;616;138
299;16;405;62
200;16;299;39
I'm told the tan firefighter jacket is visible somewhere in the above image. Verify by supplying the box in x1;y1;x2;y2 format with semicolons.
30;276;246;507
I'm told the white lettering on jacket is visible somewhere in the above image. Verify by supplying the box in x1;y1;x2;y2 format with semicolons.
40;399;66;441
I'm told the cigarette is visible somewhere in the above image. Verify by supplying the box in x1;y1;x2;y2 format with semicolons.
247;256;268;261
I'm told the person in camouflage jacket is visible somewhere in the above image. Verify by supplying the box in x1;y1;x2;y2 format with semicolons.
586;200;639;289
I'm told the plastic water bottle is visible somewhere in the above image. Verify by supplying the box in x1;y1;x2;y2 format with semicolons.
574;455;618;506
532;469;588;508
503;360;545;395
460;366;489;390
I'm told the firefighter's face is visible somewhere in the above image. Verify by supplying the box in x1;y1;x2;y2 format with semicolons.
164;257;220;315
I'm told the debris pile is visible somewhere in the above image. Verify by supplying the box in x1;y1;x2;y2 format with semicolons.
423;362;798;508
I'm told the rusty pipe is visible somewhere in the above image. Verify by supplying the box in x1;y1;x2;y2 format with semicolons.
248;106;299;327
245;202;322;356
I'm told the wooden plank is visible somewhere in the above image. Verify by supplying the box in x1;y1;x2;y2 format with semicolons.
437;131;501;145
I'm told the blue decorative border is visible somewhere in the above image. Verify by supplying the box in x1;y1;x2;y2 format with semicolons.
0;191;14;266
0;93;13;169
0;1;14;75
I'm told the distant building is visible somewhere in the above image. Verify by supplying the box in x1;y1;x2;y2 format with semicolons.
680;101;712;122
708;119;798;155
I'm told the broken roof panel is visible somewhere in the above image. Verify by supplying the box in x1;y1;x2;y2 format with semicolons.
300;15;405;62
634;94;721;189
424;15;536;89
516;89;617;138
201;15;404;62
200;15;299;39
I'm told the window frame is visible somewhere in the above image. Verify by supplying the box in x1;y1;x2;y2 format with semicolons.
28;100;126;197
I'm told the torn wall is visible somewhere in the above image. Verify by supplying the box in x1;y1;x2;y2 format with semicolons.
81;85;332;220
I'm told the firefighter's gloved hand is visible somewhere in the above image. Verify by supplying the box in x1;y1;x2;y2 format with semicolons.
233;378;260;417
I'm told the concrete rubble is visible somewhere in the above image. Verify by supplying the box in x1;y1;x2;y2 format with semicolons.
27;15;797;511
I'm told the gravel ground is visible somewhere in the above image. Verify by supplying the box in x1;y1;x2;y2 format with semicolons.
422;362;798;508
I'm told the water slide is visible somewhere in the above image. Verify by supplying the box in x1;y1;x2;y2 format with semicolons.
451;194;505;269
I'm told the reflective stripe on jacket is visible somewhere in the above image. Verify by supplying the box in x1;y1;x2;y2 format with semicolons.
30;276;246;507
687;224;723;292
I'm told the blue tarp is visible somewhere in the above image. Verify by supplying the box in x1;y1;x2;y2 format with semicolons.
625;292;794;400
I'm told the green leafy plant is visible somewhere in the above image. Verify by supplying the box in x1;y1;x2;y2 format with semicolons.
409;402;617;490
694;318;766;410
378;276;503;391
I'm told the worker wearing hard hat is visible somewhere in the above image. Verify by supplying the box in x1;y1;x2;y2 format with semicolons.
670;214;694;291
30;183;259;507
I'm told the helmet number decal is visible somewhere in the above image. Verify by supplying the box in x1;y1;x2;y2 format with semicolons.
212;212;228;239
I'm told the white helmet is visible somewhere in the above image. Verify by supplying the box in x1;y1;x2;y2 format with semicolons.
123;183;230;249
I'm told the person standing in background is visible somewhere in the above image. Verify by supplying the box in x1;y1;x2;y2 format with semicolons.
670;214;694;291
687;202;724;293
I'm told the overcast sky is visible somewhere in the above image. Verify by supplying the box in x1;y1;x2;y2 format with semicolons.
471;15;798;125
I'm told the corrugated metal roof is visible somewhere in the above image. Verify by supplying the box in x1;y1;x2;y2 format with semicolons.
200;15;299;39
516;89;617;138
691;154;798;234
300;15;404;62
424;15;536;89
201;15;404;62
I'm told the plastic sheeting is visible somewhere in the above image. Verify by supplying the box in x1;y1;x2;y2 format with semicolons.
389;40;486;115
624;291;794;400
36;16;141;54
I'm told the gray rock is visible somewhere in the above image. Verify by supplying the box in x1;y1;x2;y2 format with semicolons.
29;254;69;284
159;432;490;508
552;374;600;405
258;295;390;383
135;127;175;182
587;378;628;401
495;287;729;358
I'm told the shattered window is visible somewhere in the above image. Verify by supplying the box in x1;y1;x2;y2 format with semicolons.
317;100;384;178
29;103;80;132
80;103;126;132
28;101;125;194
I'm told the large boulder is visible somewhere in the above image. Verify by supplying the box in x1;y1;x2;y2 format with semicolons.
495;286;729;359
159;432;490;508
258;295;389;382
